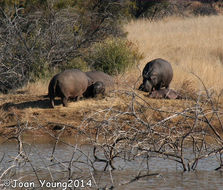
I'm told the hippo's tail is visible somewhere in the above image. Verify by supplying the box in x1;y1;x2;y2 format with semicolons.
48;77;57;98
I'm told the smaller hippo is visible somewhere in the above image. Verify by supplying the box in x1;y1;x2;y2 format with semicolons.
83;81;105;98
85;71;114;87
149;89;181;99
84;71;114;98
139;58;173;93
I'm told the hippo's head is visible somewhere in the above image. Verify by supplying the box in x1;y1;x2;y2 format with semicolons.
139;78;153;93
143;79;153;92
92;81;105;97
140;72;161;93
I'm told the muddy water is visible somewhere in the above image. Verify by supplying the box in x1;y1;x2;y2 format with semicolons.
0;136;223;190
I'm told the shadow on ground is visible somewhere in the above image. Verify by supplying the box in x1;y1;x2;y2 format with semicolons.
1;98;61;111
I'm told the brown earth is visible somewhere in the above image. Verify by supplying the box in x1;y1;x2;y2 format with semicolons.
0;84;222;141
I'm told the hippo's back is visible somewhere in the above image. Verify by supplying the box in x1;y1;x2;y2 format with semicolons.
55;69;90;98
85;71;114;86
143;58;172;77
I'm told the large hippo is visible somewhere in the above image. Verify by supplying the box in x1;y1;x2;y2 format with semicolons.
48;69;93;108
139;58;173;93
84;71;114;97
149;89;181;99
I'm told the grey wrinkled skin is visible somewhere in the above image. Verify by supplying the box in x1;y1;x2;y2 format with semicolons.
139;78;153;92
83;81;105;98
85;71;114;86
149;89;181;99
83;71;114;98
139;58;173;93
48;69;93;108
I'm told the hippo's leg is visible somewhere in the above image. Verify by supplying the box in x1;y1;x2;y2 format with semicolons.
79;95;83;100
138;83;144;91
156;83;163;91
75;95;83;101
62;97;68;107
50;97;55;108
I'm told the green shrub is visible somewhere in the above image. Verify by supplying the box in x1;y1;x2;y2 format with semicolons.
193;4;217;16
88;37;143;75
29;60;51;81
60;57;89;72
128;0;173;19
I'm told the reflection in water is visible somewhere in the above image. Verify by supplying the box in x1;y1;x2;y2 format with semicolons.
0;138;223;190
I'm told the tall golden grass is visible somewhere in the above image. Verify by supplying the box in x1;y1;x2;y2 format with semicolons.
20;15;223;95
124;15;223;93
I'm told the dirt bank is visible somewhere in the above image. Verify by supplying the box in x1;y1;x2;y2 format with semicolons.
0;87;222;141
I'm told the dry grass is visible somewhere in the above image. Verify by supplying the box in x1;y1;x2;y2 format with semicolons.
12;15;223;95
20;79;49;95
124;15;223;93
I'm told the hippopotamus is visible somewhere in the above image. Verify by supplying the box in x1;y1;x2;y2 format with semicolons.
139;58;173;93
83;71;114;97
85;71;114;86
48;69;93;108
149;89;181;99
83;81;105;98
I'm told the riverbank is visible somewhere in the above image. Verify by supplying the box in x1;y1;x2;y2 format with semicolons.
0;87;222;139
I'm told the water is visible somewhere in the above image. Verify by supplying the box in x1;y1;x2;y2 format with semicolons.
0;137;223;190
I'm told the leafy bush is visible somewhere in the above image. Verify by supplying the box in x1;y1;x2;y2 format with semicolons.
59;57;89;72
128;0;173;19
193;4;217;16
88;38;143;75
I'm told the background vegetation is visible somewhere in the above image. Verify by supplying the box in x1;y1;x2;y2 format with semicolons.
0;0;223;93
88;37;142;75
0;0;128;93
